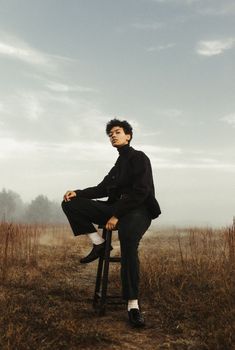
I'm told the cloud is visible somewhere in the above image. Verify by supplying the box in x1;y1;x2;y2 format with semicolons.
0;137;39;159
131;21;163;31
0;101;4;113
21;94;44;121
140;144;182;154
151;0;235;17
4;136;233;172
138;143;235;171
151;0;202;5
0;32;76;68
197;3;235;16
2;91;46;123
0;40;49;66
220;113;235;127
160;108;183;118
142;131;163;137
0;87;110;144
147;43;176;52
149;149;235;170
0;45;103;144
153;161;235;170
0;138;114;163
46;81;97;93
154;107;186;123
196;38;235;56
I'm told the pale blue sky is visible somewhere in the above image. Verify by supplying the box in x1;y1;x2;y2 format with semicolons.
0;0;235;227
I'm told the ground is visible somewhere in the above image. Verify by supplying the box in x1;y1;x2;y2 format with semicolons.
0;224;234;349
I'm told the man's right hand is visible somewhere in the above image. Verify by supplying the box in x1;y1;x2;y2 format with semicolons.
63;190;77;202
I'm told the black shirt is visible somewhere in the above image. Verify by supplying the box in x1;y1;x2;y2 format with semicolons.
75;144;161;219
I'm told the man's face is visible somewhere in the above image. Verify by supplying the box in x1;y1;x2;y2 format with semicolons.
108;126;131;148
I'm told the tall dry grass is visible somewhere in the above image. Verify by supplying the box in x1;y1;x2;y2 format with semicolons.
0;222;70;282
0;222;234;349
0;222;41;281
140;225;235;349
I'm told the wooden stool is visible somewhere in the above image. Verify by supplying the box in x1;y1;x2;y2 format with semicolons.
93;226;124;316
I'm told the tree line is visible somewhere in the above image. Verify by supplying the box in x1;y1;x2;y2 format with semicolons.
0;188;66;224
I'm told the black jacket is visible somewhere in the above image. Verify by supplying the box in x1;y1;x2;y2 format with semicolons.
75;144;161;219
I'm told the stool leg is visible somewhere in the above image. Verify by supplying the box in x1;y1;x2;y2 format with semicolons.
99;229;112;316
93;256;104;308
93;228;107;309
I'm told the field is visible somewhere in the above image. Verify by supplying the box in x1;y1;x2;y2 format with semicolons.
0;222;234;350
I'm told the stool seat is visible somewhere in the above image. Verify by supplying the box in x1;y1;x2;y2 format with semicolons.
92;226;125;315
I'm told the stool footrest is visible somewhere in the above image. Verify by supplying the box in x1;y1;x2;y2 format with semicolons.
109;256;121;262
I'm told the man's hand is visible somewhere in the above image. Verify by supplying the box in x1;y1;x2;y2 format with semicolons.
105;216;119;230
63;190;77;202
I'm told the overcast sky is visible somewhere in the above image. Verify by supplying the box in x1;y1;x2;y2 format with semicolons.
0;0;235;227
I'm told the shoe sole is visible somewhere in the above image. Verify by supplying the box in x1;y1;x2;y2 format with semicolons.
80;246;113;264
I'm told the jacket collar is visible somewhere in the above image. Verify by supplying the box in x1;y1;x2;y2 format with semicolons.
117;143;131;156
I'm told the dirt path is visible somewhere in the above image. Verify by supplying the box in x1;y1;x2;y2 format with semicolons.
64;240;174;350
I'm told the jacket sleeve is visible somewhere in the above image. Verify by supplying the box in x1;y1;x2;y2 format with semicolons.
112;152;153;218
74;171;111;199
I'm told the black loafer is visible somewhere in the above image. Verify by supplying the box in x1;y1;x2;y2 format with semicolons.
128;308;145;328
80;242;113;264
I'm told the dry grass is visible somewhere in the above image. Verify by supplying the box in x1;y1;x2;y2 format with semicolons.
0;222;234;349
140;226;235;349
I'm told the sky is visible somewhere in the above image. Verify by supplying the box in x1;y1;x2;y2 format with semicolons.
0;0;235;228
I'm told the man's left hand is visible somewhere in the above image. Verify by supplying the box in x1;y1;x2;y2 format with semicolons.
105;216;119;230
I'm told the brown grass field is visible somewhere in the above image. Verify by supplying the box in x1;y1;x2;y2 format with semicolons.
0;222;234;350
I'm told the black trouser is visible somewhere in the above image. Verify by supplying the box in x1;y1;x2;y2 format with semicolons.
61;197;151;300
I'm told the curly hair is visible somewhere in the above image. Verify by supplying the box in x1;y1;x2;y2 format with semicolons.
105;118;133;143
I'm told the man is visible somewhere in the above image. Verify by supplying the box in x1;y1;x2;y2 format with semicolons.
61;118;161;328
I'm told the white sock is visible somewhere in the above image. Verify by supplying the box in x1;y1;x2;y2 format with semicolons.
128;299;139;311
87;232;105;245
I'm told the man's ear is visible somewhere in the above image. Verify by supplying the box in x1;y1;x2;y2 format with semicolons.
126;134;131;141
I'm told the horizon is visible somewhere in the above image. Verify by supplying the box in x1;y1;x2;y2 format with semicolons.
1;186;234;230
